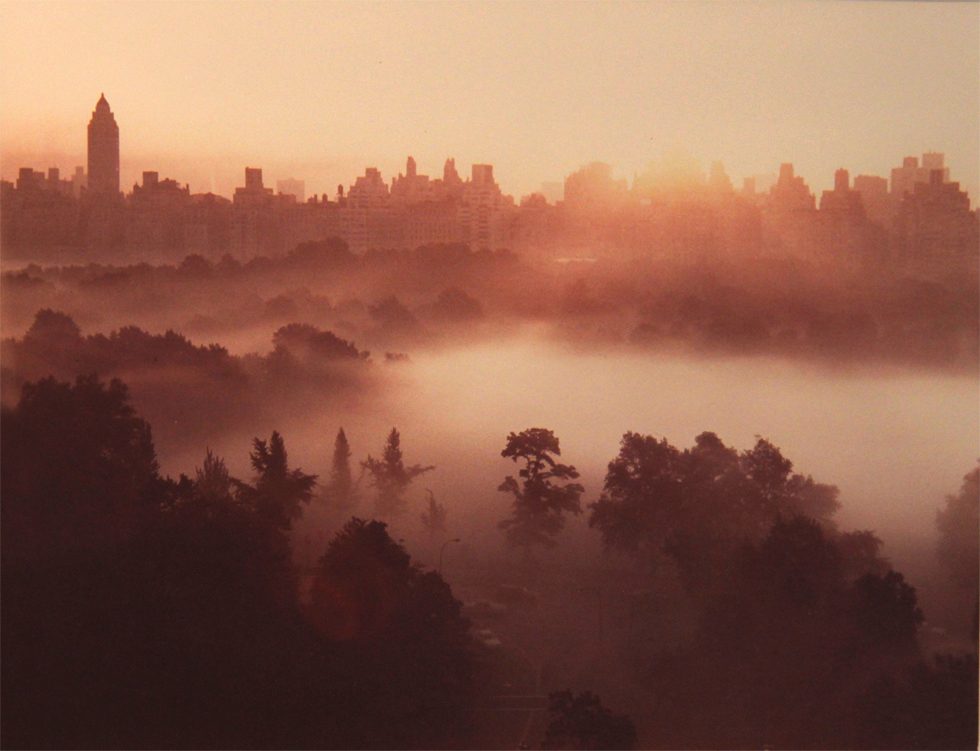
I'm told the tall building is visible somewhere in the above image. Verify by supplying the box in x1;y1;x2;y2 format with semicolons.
819;169;864;216
768;163;816;212
87;94;120;196
890;153;949;201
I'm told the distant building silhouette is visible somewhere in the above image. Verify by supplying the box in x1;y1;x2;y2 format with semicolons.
87;94;119;196
2;91;975;271
127;171;192;257
891;153;950;201
563;163;628;212
460;164;512;251
277;178;305;203
769;163;816;213
819;169;864;216
895;168;978;272
391;156;434;205
853;175;890;229
71;166;87;198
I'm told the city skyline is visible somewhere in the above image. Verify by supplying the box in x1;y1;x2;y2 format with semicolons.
2;2;978;202
6;91;977;214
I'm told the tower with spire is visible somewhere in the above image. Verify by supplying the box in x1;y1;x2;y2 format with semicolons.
87;94;119;196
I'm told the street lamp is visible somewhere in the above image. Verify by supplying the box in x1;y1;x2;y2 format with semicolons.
439;537;461;575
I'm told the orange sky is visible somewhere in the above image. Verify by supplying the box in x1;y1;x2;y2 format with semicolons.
1;1;978;202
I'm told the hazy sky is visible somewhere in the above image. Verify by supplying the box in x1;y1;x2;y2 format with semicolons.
2;1;978;202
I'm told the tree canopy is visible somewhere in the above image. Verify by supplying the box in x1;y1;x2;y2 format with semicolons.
1;374;162;560
936;467;979;591
323;427;358;512
497;428;584;551
237;430;317;530
589;431;840;587
309;518;474;745
361;428;434;517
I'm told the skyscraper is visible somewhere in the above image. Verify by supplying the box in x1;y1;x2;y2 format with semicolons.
87;94;119;196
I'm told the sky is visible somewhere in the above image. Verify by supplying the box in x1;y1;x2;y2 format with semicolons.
1;1;978;202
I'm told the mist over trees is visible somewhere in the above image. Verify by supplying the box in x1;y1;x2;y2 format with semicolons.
1;289;976;749
237;431;317;531
361;428;434;517
322;427;358;512
3;235;977;373
1;309;378;456
1;376;477;749
589;431;841;589
2;12;977;748
1;369;976;749
936;468;979;592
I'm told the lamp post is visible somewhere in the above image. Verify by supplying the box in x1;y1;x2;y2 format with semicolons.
439;537;461;575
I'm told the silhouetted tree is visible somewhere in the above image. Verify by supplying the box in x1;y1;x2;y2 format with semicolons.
663;515;927;748
193;448;234;504
2;376;310;748
497;428;584;553
309;518;474;745
854;652;978;750
848;570;923;652
23;307;82;347
361;428;434;517
369;295;419;332
1;376;482;749
271;323;368;362
238;431;317;530
324;428;358;512
542;690;637;750
936;467;979;591
589;431;839;589
430;287;484;321
420;489;448;537
1;374;161;561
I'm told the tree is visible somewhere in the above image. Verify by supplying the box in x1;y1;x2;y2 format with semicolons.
678;515;925;748
936;467;979;591
542;690;637;750
361;428;434;517
420;489;448;537
1;374;162;560
497;428;584;553
309;518;474;745
848;570;923;652
238;431;317;530
324;428;358;512
589;431;839;589
23;308;82;347
194;448;234;505
271;323;367;362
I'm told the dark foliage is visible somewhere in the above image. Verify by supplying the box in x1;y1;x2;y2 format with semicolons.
1;377;474;749
361;427;434;517
1;374;162;561
542;691;637;750
309;518;475;746
322;427;358;511
589;431;840;589
235;430;317;530
644;516;948;749
854;652;979;750
2;310;373;455
936;467;980;591
421;488;448;536
497;427;584;551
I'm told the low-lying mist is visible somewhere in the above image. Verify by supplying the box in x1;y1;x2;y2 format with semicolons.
155;331;977;583
4;278;977;750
